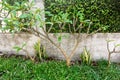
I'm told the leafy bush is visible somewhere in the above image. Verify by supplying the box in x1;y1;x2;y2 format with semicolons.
45;0;120;32
3;0;28;5
0;0;42;33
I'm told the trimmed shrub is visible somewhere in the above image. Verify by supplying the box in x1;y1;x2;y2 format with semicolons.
45;0;120;32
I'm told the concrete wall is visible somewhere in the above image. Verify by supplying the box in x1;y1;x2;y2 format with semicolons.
0;33;39;56
41;33;120;62
0;33;120;62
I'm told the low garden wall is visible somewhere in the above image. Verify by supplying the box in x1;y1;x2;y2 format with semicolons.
0;33;120;62
0;33;39;56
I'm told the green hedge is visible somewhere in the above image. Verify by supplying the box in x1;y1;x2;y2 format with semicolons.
3;0;28;5
45;0;120;32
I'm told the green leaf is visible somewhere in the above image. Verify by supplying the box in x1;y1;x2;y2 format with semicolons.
19;13;28;19
35;14;41;20
84;20;91;22
115;44;120;47
106;40;114;42
58;36;62;42
46;22;53;25
21;42;26;48
13;21;20;26
13;42;26;53
45;11;53;16
11;10;17;17
13;46;22;53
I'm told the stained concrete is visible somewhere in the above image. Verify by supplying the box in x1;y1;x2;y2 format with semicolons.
0;33;120;62
0;33;39;56
41;33;120;62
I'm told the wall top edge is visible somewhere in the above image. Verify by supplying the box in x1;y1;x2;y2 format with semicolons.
0;32;120;34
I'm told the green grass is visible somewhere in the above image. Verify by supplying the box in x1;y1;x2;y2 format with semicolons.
0;57;120;80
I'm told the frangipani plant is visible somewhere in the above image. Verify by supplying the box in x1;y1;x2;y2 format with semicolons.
0;0;108;66
106;40;120;67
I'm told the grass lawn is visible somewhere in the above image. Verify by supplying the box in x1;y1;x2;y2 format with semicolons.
0;56;120;80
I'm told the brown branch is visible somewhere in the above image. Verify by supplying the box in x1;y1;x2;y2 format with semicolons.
75;23;83;32
107;40;120;67
24;27;69;60
58;23;62;29
69;38;80;59
107;41;111;54
25;28;48;39
48;24;53;33
87;27;102;37
22;49;35;62
68;24;72;33
42;27;68;59
62;22;66;30
73;18;77;32
107;41;120;54
114;51;120;53
87;22;92;34
111;46;120;53
46;35;68;59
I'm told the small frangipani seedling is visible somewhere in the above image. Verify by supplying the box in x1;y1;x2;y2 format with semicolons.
13;42;35;61
106;39;120;67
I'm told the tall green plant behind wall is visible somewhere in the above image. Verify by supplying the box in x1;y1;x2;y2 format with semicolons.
45;0;120;32
4;0;28;5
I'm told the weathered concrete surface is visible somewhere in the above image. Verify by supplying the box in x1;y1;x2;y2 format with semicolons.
0;33;120;63
0;33;39;56
41;33;120;63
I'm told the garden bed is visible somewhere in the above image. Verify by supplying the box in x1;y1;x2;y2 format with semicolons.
0;56;120;80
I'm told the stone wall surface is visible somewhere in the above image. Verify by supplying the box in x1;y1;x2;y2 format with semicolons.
0;33;120;62
0;33;39;56
41;33;120;62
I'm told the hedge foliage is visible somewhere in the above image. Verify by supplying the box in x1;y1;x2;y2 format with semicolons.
45;0;120;32
3;0;28;5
